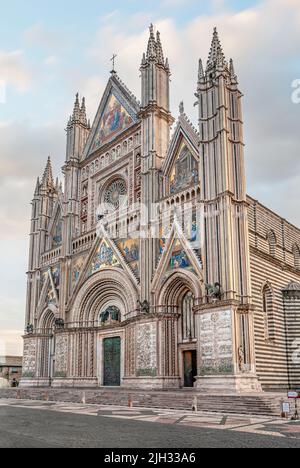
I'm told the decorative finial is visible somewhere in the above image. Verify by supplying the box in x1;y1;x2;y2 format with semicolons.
179;101;184;115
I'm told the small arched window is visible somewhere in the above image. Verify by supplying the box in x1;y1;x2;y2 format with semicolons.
262;284;275;342
292;244;300;269
267;230;276;257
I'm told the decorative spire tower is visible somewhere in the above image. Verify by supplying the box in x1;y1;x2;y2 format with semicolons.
195;28;260;391
139;25;174;301
64;94;90;257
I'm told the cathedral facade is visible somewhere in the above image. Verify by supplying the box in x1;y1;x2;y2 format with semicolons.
21;27;300;393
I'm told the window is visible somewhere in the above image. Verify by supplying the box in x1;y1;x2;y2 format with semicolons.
267;230;276;257
293;244;300;269
262;284;275;342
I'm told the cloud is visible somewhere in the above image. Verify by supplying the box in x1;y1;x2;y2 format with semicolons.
0;50;32;93
0;121;64;238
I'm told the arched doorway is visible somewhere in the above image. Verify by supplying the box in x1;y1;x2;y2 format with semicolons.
180;291;197;388
99;304;122;387
72;269;139;387
158;270;203;389
38;309;56;382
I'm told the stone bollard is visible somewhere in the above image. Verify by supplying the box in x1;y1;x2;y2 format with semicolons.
192;396;198;413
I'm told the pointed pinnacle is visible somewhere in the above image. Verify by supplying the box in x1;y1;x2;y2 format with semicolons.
41;156;54;190
198;59;204;80
207;27;226;70
80;97;87;126
229;58;237;82
156;31;165;64
147;23;157;60
179;101;184;115
34;177;40;196
72;92;81;121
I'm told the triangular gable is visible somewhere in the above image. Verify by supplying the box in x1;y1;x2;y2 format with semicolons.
152;219;202;292
37;268;59;317
115;238;140;280
83;74;140;158
163;113;199;177
48;200;63;248
66;226;139;311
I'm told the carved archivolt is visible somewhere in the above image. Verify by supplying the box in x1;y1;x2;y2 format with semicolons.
157;269;203;306
72;268;138;323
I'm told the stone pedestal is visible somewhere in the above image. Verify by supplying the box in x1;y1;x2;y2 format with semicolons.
196;374;262;393
195;305;262;394
122;377;181;390
52;378;98;388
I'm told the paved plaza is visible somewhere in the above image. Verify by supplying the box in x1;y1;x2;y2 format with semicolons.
0;399;299;448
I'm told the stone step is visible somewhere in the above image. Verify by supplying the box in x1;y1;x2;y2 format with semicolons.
0;388;286;417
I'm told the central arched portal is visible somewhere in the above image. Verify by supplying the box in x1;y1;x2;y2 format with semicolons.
72;269;139;388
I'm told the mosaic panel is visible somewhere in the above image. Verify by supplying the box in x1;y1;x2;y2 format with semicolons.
89;240;120;276
92;92;134;152
170;143;199;194
116;239;140;277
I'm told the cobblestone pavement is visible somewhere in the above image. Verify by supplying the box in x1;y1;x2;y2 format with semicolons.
0;398;300;448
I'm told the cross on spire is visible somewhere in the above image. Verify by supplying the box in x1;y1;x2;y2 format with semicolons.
110;54;117;74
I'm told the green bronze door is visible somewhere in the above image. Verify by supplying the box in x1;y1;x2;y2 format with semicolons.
103;337;121;387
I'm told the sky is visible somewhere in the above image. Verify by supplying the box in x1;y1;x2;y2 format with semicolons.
0;0;299;355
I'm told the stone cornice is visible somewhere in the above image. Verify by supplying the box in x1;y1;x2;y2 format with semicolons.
250;245;300;278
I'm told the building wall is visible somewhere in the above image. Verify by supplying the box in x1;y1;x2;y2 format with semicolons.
0;356;23;385
248;198;300;390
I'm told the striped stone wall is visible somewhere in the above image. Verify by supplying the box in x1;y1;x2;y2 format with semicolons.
247;197;300;391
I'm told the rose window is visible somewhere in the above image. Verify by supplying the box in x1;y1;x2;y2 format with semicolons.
104;178;127;209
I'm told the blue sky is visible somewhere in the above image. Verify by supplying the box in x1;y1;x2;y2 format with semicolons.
0;0;299;353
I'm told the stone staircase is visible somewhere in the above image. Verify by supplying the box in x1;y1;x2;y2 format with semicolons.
0;388;285;417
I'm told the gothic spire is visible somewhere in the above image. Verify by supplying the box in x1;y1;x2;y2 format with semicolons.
229;58;238;83
41;156;54;190
207;27;226;71
72;93;81;122
198;58;205;84
143;24;169;70
80;97;87;126
34;177;40;196
156;31;165;65
147;24;157;60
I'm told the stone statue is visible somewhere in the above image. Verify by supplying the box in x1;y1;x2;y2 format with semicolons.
138;300;150;314
55;318;65;329
206;282;222;301
26;324;34;334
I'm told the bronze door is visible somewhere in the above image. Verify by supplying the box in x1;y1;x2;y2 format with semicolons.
103;337;121;387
